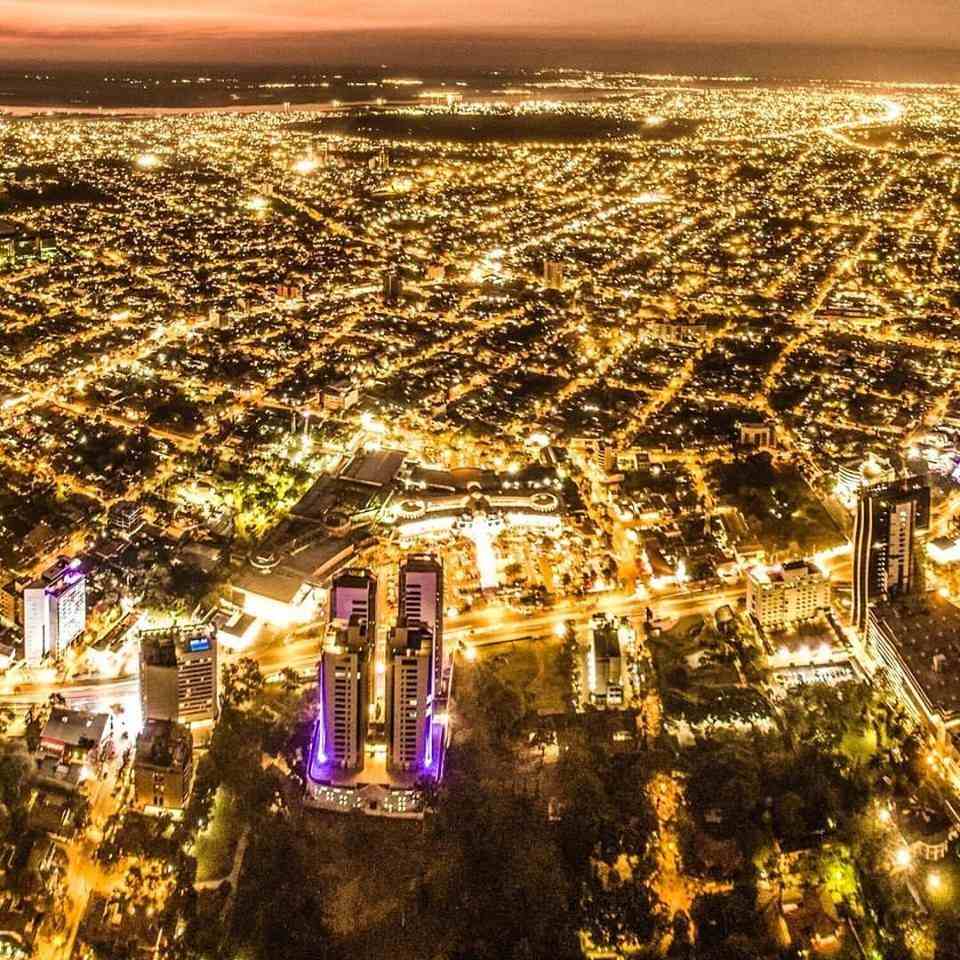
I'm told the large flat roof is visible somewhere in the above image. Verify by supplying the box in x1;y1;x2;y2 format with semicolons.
41;708;109;748
234;570;305;604
871;594;960;721
339;448;407;488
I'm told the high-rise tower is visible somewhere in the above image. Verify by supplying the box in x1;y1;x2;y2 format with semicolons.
852;475;930;632
398;554;443;694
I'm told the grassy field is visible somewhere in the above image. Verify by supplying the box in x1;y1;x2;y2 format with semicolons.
476;637;569;714
194;787;244;883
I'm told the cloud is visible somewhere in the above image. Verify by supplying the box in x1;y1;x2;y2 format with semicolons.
1;0;960;59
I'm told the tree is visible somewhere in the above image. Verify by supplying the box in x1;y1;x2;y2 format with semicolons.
773;791;807;844
667;913;693;959
220;657;265;710
423;760;580;960
0;705;13;737
935;916;960;960
581;867;666;953
228;815;334;960
456;662;532;754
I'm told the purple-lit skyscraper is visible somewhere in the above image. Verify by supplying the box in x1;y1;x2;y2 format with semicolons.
317;621;371;772
384;621;432;774
398;555;443;694
329;569;377;632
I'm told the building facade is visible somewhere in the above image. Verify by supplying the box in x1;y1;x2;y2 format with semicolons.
385;623;432;773
133;719;193;812
139;624;219;729
853;476;930;632
318;623;370;772
738;421;774;449
747;560;831;630
588;613;625;706
107;500;145;538
23;558;86;665
398;554;443;694
329;568;377;630
542;259;565;290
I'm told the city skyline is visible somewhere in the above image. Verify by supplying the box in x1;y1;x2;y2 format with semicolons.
2;20;960;958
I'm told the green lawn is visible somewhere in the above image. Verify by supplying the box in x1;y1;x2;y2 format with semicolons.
193;787;244;883
840;726;878;764
478;638;568;714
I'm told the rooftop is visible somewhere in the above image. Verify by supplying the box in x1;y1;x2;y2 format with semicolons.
749;559;822;585
871;593;960;722
40;709;109;749
135;718;191;770
140;623;214;665
338;448;407;489
590;614;623;660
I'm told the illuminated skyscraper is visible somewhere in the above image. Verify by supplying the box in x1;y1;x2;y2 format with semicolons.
317;621;371;772
329;568;377;632
852;475;930;632
398;554;444;694
139;624;219;729
385;621;432;773
23;557;86;665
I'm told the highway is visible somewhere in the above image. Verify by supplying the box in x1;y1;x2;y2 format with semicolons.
1;544;854;717
0;582;744;713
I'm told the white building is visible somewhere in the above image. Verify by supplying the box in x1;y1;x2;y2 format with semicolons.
385;623;432;773
929;536;960;566
23;558;86;664
319;624;370;772
329;569;376;629
588;614;630;706
747;560;831;630
738;421;774;449
399;555;443;695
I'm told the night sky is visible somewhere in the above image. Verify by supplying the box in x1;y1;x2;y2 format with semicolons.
2;0;959;62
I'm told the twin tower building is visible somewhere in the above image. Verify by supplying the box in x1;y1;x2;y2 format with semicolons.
317;554;444;777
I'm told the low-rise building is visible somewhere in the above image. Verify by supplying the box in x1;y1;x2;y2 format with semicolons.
79;892;163;960
588;613;627;706
133;719;193;812
0;890;42;959
866;593;960;739
895;788;959;862
322;380;360;413
929;535;960;566
107;500;145;538
738;421;775;449
39;708;111;764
